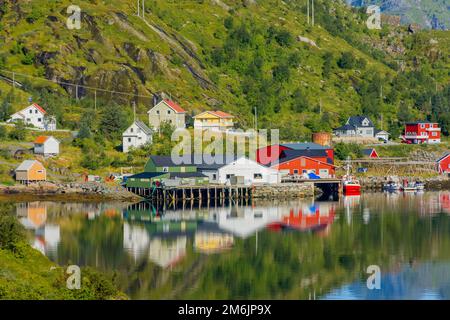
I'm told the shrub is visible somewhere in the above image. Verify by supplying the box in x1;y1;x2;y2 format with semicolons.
0;210;26;252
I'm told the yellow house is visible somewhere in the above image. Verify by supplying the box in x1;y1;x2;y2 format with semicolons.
193;111;235;131
15;160;47;184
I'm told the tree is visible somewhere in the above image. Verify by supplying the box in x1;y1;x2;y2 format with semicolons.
9;121;26;140
0;99;11;121
337;52;356;69
292;89;309;113
322;52;334;78
100;103;127;140
0;125;7;139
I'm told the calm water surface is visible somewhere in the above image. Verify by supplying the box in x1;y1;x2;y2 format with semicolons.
6;191;450;300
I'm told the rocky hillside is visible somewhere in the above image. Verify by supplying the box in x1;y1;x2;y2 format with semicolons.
0;0;448;140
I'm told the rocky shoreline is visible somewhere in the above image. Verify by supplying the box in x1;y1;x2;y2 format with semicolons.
0;182;143;202
359;176;450;191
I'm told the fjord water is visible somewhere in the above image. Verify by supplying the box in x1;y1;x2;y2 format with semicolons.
8;191;450;300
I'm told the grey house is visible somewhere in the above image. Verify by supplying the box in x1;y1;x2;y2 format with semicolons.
334;116;376;138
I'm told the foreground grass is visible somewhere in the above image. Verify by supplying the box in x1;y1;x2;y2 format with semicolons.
0;210;127;300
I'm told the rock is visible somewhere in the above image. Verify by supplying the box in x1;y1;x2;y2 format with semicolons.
297;36;319;48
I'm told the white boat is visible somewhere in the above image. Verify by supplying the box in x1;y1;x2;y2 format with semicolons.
383;182;401;192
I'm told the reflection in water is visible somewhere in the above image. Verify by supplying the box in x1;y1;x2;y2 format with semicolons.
10;191;450;300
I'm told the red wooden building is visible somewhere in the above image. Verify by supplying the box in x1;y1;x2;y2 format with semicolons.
403;121;441;144
437;153;450;175
269;150;336;178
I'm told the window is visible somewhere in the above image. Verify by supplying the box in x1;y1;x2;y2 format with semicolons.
29;110;33;114
294;170;299;174
130;128;134;133
254;173;263;179
128;138;131;143
212;174;217;180
35;110;38;114
38;118;42;122
432;132;437;137
37;170;43;173
366;130;371;135
163;167;169;172
167;110;171;114
156;110;160;115
226;174;232;179
421;124;425;128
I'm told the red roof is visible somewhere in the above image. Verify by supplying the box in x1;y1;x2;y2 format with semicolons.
211;111;234;119
163;100;186;113
31;103;47;114
34;136;49;144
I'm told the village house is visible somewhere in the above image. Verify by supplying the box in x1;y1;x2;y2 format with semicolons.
362;148;379;158
15;160;46;184
122;120;153;153
148;99;186;130
375;130;390;142
267;149;336;178
200;157;281;185
8;103;56;131
33;136;60;156
193;111;235;131
403;121;441;144
437;153;450;175
334;115;376;138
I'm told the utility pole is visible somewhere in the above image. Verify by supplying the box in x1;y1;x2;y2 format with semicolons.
142;0;145;19
133;101;136;122
137;0;140;17
307;0;310;25
254;106;258;132
312;0;315;26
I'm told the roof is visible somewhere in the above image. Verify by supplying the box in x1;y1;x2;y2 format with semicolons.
15;160;43;171
281;142;330;150
347;115;374;128
163;99;186;113
194;110;235;119
127;171;207;179
437;153;450;163
334;124;356;131
31;103;47;115
134;120;153;135
211;111;234;118
375;130;390;135
149;155;238;169
362;149;376;156
268;149;329;166
34;136;49;144
406;121;437;125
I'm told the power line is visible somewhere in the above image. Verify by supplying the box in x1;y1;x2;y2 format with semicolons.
0;68;155;99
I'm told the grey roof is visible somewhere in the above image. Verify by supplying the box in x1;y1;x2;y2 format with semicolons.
268;149;330;166
135;120;153;135
281;142;330;150
16;160;40;171
334;124;357;131
375;130;390;135
347;115;374;128
149;154;238;169
362;149;375;157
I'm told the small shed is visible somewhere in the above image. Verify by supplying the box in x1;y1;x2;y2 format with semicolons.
362;148;379;158
15;160;46;184
34;136;60;156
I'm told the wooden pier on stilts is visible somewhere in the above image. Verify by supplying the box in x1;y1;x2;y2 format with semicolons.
126;184;253;205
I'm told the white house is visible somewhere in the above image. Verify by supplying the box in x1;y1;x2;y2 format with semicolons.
122;120;153;153
201;157;281;185
8;103;56;131
33;136;60;156
334;115;375;138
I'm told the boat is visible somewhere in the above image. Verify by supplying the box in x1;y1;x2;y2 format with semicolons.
342;158;361;195
401;183;418;192
383;182;401;192
415;182;425;191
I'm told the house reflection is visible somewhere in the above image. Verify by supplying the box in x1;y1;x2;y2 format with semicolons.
17;202;60;256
